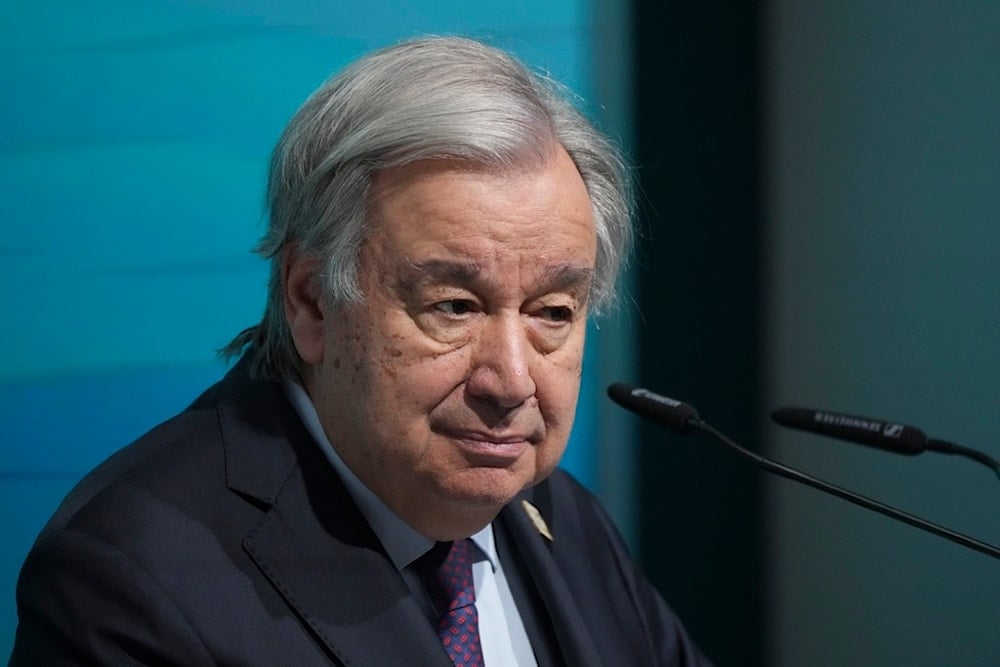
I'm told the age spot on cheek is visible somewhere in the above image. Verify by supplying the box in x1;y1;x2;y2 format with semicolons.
351;321;364;342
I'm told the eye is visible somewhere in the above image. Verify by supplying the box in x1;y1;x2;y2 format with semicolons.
434;299;477;317
539;305;574;323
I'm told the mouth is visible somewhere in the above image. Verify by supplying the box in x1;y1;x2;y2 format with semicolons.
437;429;536;464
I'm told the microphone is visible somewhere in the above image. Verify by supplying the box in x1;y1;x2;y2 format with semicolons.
771;407;926;454
608;383;1000;560
771;406;1000;479
606;383;701;433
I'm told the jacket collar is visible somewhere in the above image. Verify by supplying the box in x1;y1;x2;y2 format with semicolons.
499;488;603;667
214;359;453;665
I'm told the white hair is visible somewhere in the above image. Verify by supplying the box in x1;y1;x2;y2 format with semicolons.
224;36;633;381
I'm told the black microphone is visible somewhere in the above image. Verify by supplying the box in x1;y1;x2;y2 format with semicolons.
608;383;1000;561
771;407;926;454
771;406;1000;479
607;383;701;433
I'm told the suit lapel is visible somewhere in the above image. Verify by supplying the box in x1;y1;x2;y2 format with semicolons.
498;490;603;667
242;463;450;666
216;365;451;666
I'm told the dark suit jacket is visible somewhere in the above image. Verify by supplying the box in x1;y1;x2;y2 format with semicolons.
11;359;711;666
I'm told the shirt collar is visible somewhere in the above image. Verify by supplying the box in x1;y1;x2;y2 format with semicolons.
282;380;498;572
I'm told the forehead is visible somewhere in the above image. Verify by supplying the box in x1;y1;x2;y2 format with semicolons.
365;149;597;271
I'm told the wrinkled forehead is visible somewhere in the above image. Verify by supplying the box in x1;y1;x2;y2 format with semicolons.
360;145;596;274
366;144;591;233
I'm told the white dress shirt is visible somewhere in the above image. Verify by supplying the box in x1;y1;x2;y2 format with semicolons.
284;381;537;666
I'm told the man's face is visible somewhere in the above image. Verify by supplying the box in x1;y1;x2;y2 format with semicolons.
302;146;596;540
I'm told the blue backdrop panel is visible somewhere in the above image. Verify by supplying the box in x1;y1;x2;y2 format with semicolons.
1;0;600;655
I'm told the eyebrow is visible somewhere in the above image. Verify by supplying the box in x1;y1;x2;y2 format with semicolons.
401;259;594;300
536;264;595;298
402;260;482;289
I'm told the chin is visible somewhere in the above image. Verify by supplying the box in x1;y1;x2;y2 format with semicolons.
441;466;533;509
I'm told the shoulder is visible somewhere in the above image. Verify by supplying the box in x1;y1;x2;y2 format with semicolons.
24;357;305;586
38;359;298;542
12;363;311;664
12;374;240;665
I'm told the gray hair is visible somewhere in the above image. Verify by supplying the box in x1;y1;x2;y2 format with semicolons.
224;35;633;381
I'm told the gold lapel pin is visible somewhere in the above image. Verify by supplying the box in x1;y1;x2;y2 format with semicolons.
521;500;554;542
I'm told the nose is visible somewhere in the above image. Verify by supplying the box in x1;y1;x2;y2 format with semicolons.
465;312;537;409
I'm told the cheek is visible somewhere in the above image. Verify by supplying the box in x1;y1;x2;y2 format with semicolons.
368;326;471;427
320;302;411;420
316;317;374;439
538;338;587;425
384;367;468;433
549;329;587;385
377;306;470;377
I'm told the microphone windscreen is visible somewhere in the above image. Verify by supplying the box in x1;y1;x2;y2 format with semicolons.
771;407;927;455
607;383;701;433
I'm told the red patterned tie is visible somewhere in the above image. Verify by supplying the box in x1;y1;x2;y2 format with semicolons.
421;539;484;666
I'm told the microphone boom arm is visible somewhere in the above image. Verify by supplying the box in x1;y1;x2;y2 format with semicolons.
688;418;1000;560
607;382;1000;560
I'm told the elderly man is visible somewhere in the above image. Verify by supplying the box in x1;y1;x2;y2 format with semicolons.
11;37;711;666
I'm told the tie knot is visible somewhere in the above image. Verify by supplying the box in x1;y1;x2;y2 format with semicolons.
421;538;476;616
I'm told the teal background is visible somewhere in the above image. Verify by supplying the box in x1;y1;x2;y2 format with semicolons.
1;1;622;658
764;2;1000;665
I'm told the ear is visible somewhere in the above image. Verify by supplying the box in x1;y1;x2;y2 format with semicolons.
282;246;325;366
